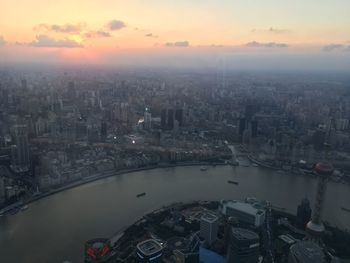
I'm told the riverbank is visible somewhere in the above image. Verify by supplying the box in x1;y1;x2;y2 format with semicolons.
1;161;226;213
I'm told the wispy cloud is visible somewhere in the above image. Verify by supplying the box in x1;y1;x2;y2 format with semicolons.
165;41;190;47
34;23;85;34
145;33;158;38
0;36;6;46
85;30;111;38
107;20;126;31
246;41;288;48
252;27;291;34
322;44;344;52
29;35;83;48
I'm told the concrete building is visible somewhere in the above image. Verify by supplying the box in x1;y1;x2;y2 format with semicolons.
219;200;265;227
200;213;218;245
227;227;260;263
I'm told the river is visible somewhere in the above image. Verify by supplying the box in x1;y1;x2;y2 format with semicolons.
0;165;350;263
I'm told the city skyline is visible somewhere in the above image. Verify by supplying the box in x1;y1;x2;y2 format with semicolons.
1;0;350;69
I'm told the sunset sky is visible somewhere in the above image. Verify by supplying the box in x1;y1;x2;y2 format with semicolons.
1;0;350;69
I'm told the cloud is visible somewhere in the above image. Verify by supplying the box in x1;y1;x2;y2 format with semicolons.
322;44;344;52
107;20;126;31
85;30;111;38
165;41;190;47
35;23;84;33
246;41;288;48
252;27;290;34
0;36;6;46
145;33;158;38
29;35;83;48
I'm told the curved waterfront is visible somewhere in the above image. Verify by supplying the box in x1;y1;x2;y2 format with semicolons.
0;165;350;263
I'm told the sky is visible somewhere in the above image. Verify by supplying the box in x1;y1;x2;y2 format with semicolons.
0;0;350;70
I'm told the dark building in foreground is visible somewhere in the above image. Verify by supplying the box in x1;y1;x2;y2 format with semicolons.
297;198;312;229
136;239;163;262
227;227;259;263
288;241;325;263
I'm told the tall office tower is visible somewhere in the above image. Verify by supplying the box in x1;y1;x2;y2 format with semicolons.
227;228;259;263
167;109;174;129
144;107;152;130
100;122;107;141
175;109;183;127
13;125;30;168
21;79;27;91
251;120;258;138
0;176;5;204
200;213;218;246
161;109;167;129
306;162;334;242
288;241;325;263
239;118;246;135
296;198;312;229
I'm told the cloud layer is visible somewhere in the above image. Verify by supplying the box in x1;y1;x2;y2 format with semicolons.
246;41;288;48
165;41;190;47
107;20;126;31
35;23;84;34
322;44;350;52
30;35;83;48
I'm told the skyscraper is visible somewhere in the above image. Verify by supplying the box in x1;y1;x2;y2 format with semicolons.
13;125;30;168
200;213;218;246
227;228;259;263
296;198;312;229
144;107;152;130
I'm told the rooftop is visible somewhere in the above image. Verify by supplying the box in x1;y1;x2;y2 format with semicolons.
221;200;264;216
289;241;325;263
231;228;259;241
137;239;163;256
201;213;218;223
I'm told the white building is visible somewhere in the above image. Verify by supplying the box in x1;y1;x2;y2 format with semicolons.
219;200;265;227
200;213;219;245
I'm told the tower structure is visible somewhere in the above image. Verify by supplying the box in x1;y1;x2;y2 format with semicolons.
306;162;333;241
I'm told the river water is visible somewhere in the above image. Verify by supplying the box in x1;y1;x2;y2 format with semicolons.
0;165;349;263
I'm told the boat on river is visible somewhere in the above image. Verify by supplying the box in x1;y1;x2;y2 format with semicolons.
136;192;146;198
227;180;239;185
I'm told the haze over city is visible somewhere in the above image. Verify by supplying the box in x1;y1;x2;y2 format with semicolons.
1;1;350;263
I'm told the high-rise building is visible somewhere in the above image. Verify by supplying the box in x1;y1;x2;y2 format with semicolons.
0;176;5;204
167;109;174;129
239;118;246;135
227;227;260;263
100;122;107;141
200;213;218;246
288;241;325;263
13;125;30;168
251;120;258;138
136;239;163;262
144;107;152;130
306;162;333;242
21;79;27;91
296;198;312;229
161;109;167;128
175;109;183;127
